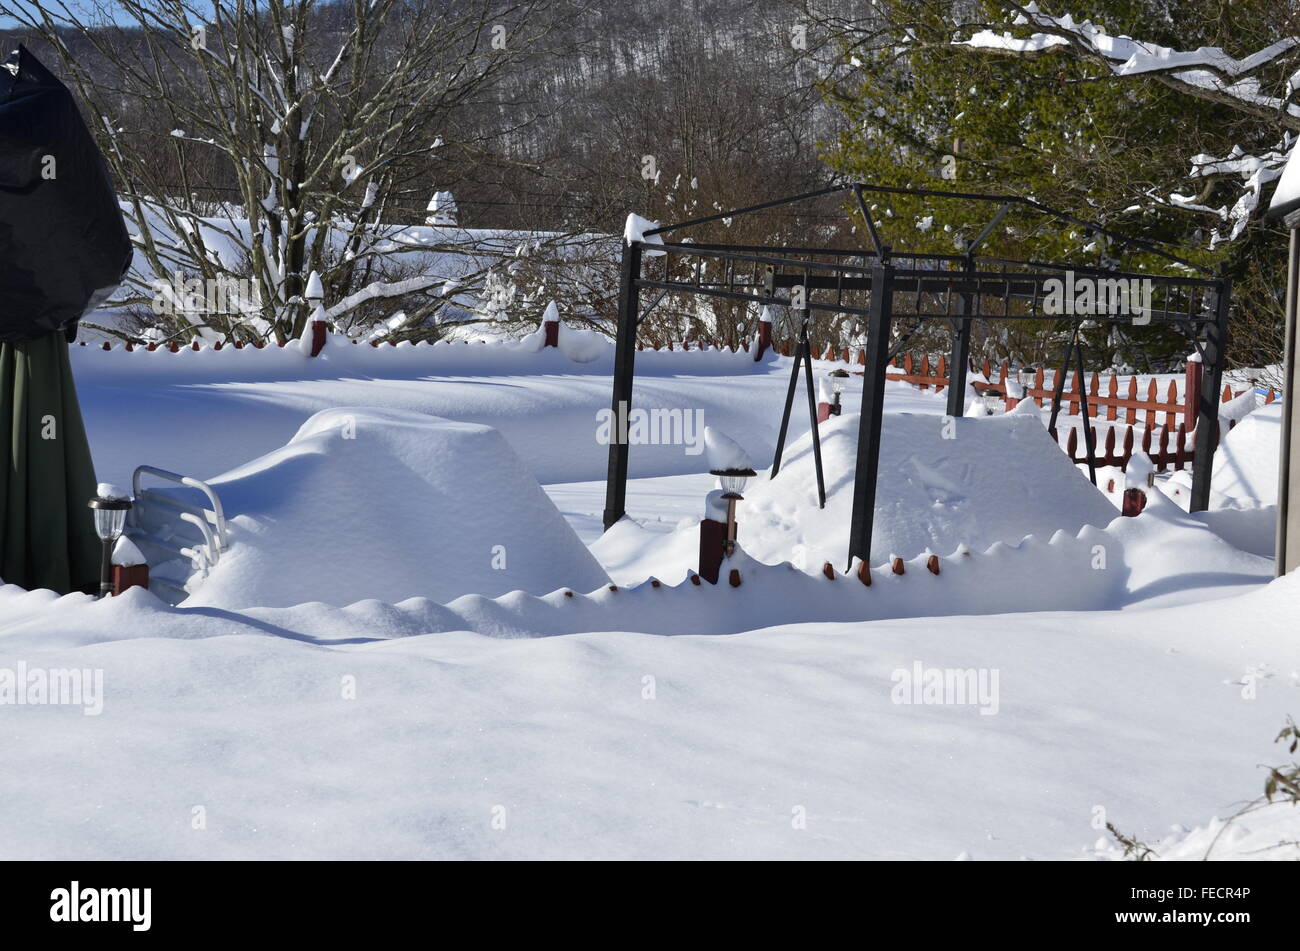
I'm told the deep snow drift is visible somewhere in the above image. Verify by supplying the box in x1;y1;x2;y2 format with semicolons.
179;407;609;609
593;409;1273;601
742;412;1118;567
71;336;794;490
1211;402;1282;504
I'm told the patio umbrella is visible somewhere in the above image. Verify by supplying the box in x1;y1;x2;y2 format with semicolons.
0;45;131;593
0;334;101;592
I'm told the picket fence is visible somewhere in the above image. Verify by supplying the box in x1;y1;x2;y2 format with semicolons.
873;350;1275;473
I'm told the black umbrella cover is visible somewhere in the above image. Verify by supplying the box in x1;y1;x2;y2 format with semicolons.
0;44;131;342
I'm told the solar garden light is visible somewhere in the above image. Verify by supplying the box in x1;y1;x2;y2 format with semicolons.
699;427;757;581
88;484;132;598
710;466;757;555
828;367;850;416
981;386;1004;415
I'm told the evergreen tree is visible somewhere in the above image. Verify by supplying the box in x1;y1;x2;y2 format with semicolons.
815;0;1297;376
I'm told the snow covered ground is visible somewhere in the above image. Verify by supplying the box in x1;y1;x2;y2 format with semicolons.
3;571;1296;860
2;334;1294;860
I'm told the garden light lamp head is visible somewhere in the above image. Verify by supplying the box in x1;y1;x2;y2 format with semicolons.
88;486;132;598
710;466;757;498
829;367;850;404
88;491;131;541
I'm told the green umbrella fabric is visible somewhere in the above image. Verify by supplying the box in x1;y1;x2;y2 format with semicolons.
0;332;100;594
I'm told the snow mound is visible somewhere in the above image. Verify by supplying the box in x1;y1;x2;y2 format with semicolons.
703;426;753;472
740;412;1118;566
183;408;610;609
555;321;610;363
1211;402;1280;503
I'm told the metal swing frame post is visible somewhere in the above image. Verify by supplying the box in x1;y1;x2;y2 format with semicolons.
599;183;1226;570
1189;275;1231;512
846;263;893;569
946;258;974;418
1047;331;1072;436
1045;327;1098;484
1074;334;1099;485
602;240;643;531
769;307;826;507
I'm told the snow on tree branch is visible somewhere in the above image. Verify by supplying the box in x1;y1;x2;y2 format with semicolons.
951;2;1300;245
1164;140;1294;246
962;2;1300;128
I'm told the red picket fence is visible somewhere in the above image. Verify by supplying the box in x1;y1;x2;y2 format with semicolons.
1056;419;1194;473
812;346;1275;473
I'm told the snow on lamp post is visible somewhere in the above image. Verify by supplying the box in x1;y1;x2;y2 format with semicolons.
817;368;850;423
699;427;756;583
87;484;131;598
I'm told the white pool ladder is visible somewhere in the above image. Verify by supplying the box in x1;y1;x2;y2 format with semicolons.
128;465;229;603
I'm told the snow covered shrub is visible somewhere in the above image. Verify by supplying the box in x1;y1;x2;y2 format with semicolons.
11;0;581;345
1263;717;1300;806
1106;718;1300;860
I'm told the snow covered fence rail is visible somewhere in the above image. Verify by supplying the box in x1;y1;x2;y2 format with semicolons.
242;528;1122;639
344;520;1133;636
75;299;763;361
504;532;1116;636
0;522;1113;640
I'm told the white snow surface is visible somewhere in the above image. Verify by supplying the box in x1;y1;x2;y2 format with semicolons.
737;412;1114;568
555;321;611;363
703;425;754;472
0;339;1288;860
181;407;609;609
71;337;788;489
623;213;666;255
111;536;146;568
0;568;1296;859
1212;402;1282;504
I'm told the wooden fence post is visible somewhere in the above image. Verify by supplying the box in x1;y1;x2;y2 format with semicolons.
306;270;328;357
754;307;772;360
542;300;560;348
698;518;726;584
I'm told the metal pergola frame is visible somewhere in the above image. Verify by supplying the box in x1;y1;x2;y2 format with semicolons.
602;183;1232;570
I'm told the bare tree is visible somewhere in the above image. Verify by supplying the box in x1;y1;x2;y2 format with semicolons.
2;0;581;343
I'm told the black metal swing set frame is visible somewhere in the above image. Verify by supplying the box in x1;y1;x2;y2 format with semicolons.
601;183;1232;570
